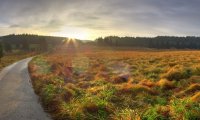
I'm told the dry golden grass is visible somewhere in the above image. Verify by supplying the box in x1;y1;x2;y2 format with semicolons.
156;79;175;90
190;92;200;102
185;83;200;94
29;47;200;120
0;51;36;70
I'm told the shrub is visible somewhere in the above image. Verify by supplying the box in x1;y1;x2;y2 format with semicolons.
145;72;159;80
95;72;110;80
156;79;175;90
112;74;130;84
184;84;200;94
62;87;75;102
192;65;200;75
157;106;170;119
142;105;168;120
118;83;157;95
139;79;156;88
189;76;200;83
41;84;56;104
87;86;105;95
111;109;141;120
32;56;51;74
190;92;200;102
162;66;192;81
84;103;100;113
83;102;112;120
77;81;91;89
99;84;116;101
155;97;168;105
54;102;80;120
170;98;200;119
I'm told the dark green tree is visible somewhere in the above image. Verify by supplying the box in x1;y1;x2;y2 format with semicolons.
0;42;4;62
4;42;12;52
40;38;48;51
95;36;200;49
22;39;29;51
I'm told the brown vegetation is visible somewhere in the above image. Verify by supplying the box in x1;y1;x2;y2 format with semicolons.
29;47;200;120
0;51;36;70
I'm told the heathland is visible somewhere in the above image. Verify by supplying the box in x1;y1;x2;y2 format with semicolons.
0;51;36;70
29;45;200;120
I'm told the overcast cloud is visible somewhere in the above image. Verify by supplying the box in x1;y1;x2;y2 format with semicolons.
0;0;200;39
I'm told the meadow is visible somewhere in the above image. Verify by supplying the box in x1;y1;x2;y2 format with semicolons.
0;51;36;71
29;47;200;120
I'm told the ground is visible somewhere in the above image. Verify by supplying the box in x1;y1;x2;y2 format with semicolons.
28;47;200;120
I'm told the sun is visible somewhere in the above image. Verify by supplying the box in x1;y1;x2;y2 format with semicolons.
53;27;90;40
65;33;87;40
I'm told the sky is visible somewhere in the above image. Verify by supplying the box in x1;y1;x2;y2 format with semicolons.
0;0;200;40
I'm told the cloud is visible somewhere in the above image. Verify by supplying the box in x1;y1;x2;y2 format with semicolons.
1;0;200;39
9;24;20;28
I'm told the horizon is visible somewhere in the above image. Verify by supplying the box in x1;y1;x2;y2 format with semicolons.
2;33;200;41
1;0;200;40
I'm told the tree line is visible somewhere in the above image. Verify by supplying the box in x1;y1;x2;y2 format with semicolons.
0;34;67;52
0;34;86;61
0;34;67;61
95;36;200;49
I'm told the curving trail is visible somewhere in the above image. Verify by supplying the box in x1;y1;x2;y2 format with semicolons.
0;58;51;120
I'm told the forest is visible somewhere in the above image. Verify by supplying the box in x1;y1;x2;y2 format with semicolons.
0;34;67;52
95;36;200;49
2;35;200;51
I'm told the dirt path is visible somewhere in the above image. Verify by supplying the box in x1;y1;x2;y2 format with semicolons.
0;58;51;120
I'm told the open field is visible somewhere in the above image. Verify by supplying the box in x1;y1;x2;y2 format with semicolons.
0;51;36;71
29;48;200;120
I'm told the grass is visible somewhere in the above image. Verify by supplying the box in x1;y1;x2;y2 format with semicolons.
0;51;36;71
28;48;200;120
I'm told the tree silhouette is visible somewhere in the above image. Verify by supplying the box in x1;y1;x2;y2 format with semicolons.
0;34;69;52
4;42;12;52
40;38;48;51
95;36;200;49
0;42;3;62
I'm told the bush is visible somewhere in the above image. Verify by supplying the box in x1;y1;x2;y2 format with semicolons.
118;84;157;95
111;109;141;120
112;74;130;84
139;79;156;88
189;76;200;83
184;84;200;94
170;98;200;119
155;97;168;105
190;92;200;102
62;87;75;102
162;66;192;81
156;79;175;90
192;65;200;75
83;102;112;120
142;105;169;120
41;84;57;104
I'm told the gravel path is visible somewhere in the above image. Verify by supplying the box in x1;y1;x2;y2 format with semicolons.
0;58;51;120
